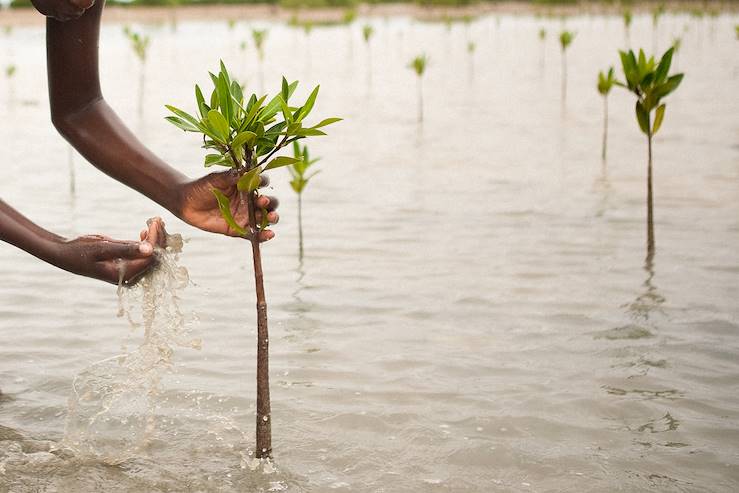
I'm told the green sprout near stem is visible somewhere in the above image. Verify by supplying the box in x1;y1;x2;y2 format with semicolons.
165;62;341;459
409;54;428;122
616;47;683;258
288;141;320;259
596;67;615;161
559;30;575;104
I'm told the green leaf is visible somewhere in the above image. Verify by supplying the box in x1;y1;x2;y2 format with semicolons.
204;153;231;168
635;101;650;135
298;128;327;137
211;189;246;236
654;47;673;84
652;104;666;134
297;85;320;121
232;131;257;149
279;96;293;123
264;156;301;170
217;72;232;126
281;76;289;103
165;116;199;132
195;85;208;118
165;105;200;128
653;73;684;99
311;117;342;129
208;109;230;142
237;166;263;192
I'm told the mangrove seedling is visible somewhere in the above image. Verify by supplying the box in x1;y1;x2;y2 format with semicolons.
363;25;375;87
409;54;428;122
288;141;321;259
165;62;340;459
652;4;665;52
596;67;615;161
5;64;15;78
538;28;546;67
616;47;683;258
467;41;476;79
251;29;268;92
559;30;575;104
623;9;632;45
123;26;150;116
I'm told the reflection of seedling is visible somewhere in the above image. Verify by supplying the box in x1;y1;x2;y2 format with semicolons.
616;48;683;257
409;54;428;122
596;67;615;161
559;31;575;104
288;142;321;259
165;62;340;460
123;26;150;116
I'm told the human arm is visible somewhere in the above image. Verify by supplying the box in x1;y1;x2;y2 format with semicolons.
0;199;164;285
46;2;278;240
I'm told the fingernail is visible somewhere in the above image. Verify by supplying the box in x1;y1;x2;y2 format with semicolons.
139;242;153;254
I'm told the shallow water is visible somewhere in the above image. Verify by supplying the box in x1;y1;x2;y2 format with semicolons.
1;8;739;492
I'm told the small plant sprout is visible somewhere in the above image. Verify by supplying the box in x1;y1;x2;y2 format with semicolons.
623;9;633;45
5;64;15;78
227;19;236;30
252;28;268;61
467;41;476;79
596;67;615;161
123;26;150;116
363;25;375;87
559;30;575;104
165;62;341;459
409;54;428;122
616;47;683;258
652;3;666;52
288;142;321;259
538;28;546;67
251;29;268;92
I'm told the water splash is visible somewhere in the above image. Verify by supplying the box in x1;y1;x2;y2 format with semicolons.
64;230;200;464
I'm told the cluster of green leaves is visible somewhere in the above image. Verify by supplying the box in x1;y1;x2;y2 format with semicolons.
597;67;615;96
252;29;268;60
123;26;150;63
617;47;683;137
409;54;428;76
165;62;340;235
362;25;374;43
559;30;575;50
5;65;16;78
288;142;320;194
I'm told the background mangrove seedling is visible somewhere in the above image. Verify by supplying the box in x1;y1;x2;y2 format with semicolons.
596;67;615;161
671;37;682;69
652;4;665;52
467;41;476;78
616;47;683;258
538;28;546;68
343;9;356;58
734;25;738;40
288;141;321;259
123;26;150;116
5;64;15;79
165;62;340;459
251;29;268;92
623;9;632;46
362;25;375;87
559;30;575;105
5;64;15;105
409;54;428;122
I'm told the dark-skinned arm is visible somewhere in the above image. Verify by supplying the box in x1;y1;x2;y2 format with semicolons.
0;199;165;285
46;1;278;240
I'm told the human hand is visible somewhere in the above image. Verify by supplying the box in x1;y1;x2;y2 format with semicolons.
31;0;95;22
52;217;167;286
177;170;279;241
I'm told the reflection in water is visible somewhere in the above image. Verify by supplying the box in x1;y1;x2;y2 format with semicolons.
627;252;666;321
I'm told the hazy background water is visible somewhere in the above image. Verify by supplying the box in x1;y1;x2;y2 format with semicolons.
1;8;738;492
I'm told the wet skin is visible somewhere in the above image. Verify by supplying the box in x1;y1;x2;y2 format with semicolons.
1;1;280;285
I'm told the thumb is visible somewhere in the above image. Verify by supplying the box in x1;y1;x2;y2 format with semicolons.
203;169;239;191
